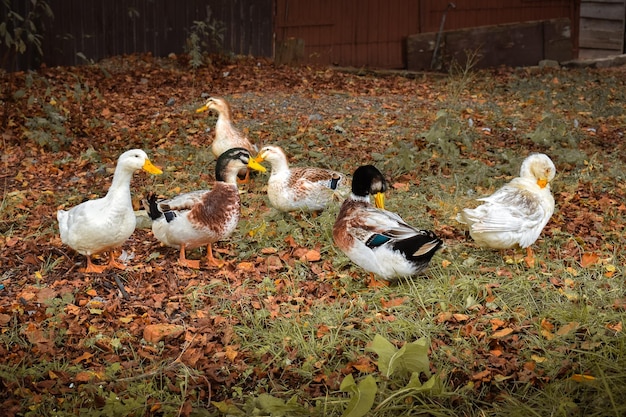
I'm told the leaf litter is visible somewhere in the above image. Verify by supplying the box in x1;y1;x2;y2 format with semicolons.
1;54;625;416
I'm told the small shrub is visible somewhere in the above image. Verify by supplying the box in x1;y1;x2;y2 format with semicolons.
184;8;225;69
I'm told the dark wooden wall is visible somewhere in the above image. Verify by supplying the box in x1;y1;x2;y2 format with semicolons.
2;0;581;71
1;0;273;71
275;0;579;69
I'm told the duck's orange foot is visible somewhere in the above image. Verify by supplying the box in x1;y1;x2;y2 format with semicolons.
83;257;107;273
524;247;536;268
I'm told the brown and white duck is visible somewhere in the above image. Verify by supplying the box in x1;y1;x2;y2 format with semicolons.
333;165;443;281
254;145;350;213
143;148;266;268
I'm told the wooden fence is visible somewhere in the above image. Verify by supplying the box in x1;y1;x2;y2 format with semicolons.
2;0;599;72
1;0;273;72
579;0;626;59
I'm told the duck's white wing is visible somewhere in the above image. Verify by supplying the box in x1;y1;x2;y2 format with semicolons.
467;185;546;233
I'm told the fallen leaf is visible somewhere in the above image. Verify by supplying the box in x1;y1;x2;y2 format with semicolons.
491;328;514;339
604;264;616;278
471;370;491;381
581;252;599;268
72;351;94;365
143;324;184;343
453;313;470;322
225;345;239;362
381;297;407;308
316;324;330;338
606;322;622;333
237;262;256;272
301;249;321;262
556;321;579;336
531;354;546;363
571;374;595;382
490;318;506;330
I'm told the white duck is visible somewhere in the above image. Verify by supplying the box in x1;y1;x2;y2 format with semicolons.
456;153;556;260
333;165;443;282
57;149;162;273
254;145;350;213
143;148;266;268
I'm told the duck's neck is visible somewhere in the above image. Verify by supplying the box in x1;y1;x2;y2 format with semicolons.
219;170;240;186
105;166;134;202
216;103;234;127
269;155;289;173
350;193;371;204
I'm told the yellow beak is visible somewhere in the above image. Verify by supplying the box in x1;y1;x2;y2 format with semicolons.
247;158;266;173
196;104;209;113
537;178;548;188
142;159;163;175
374;192;385;209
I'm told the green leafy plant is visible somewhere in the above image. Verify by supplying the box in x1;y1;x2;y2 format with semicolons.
338;335;443;417
184;8;225;69
0;0;54;69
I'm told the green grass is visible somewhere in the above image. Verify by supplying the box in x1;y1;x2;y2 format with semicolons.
1;58;625;416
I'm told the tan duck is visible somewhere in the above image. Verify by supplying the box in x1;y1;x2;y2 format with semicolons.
196;96;257;156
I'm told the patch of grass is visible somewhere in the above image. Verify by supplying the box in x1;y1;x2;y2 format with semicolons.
3;60;626;416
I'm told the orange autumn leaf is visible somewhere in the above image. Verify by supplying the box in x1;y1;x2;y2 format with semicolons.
72;351;94;365
352;358;376;373
606;322;622;333
571;374;595;382
580;252;599;268
75;371;96;382
316;324;331;338
453;313;470;322
225;345;238;362
541;318;554;332
381;296;407;308
490;349;503;357
284;235;297;248
471;370;491;381
490;318;506;330
491;328;514;339
237;261;256;272
557;321;579;336
392;182;409;191
301;249;321;262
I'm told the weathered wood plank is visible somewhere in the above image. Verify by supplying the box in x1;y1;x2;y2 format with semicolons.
406;18;573;71
580;2;625;20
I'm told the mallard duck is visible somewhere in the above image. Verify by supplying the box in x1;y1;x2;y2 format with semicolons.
254;145;350;213
456;153;556;261
333;165;443;281
196;96;257;157
57;149;163;273
143;148;266;268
